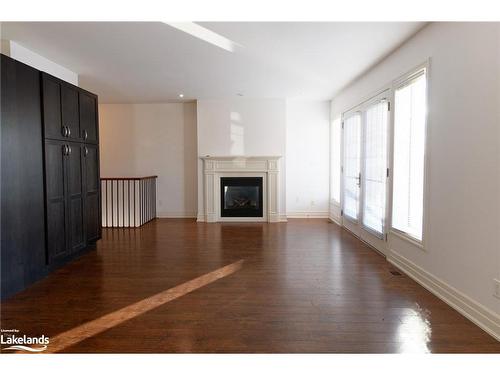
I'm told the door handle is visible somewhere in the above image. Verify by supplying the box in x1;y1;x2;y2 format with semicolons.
356;173;361;187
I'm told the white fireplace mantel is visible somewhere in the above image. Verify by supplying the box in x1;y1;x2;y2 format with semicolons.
199;156;282;223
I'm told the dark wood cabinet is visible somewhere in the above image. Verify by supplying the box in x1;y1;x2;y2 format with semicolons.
1;54;101;299
45;140;69;261
66;142;86;253
45;141;98;264
45;140;87;262
62;85;81;141
43;79;100;266
42;74;65;140
84;144;101;242
42;73;99;143
1;55;47;298
79;92;99;143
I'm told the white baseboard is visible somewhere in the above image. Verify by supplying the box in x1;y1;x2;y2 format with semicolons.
196;213;287;223
157;211;197;219
388;250;500;341
286;211;329;219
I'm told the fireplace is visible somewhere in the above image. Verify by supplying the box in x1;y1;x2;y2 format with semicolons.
220;177;263;217
200;156;281;222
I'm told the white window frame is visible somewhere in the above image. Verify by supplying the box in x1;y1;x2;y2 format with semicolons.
388;60;430;250
341;89;391;238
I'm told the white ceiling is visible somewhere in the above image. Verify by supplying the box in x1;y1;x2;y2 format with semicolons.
1;22;426;103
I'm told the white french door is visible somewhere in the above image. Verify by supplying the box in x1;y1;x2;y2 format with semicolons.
342;94;390;255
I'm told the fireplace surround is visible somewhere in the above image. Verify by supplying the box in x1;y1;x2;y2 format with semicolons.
199;156;282;222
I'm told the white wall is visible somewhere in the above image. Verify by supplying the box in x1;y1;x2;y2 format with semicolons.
330;23;500;335
286;100;330;217
99;103;198;218
197;98;287;157
196;98;287;219
1;40;78;85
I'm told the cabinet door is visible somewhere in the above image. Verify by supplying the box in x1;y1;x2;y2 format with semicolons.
61;85;81;141
45;140;69;261
42;75;65;140
2;55;46;297
79;92;99;144
66;143;86;253
84;144;101;242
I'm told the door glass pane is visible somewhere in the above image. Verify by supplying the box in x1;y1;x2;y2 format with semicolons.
343;113;361;220
362;101;388;234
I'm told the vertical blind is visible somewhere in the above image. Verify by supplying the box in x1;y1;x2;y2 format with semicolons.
362;101;388;235
392;71;427;241
342;113;361;220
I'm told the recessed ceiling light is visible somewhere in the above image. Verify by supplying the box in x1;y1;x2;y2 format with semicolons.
165;22;240;53
179;94;184;98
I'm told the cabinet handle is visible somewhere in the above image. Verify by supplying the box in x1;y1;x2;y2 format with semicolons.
67;145;72;155
62;126;68;137
84;146;88;156
62;144;67;155
67;127;71;137
83;129;88;140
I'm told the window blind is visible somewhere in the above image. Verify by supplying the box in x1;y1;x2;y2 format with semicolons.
342;113;361;220
391;71;427;241
362;101;388;235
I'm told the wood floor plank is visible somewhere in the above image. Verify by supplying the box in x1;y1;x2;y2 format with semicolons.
1;218;499;353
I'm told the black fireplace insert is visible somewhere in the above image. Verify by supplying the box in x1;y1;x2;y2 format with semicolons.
220;177;263;217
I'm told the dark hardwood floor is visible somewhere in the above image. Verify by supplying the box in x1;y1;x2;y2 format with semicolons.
1;219;499;353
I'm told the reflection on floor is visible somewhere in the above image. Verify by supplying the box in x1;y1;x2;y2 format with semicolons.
1;219;499;353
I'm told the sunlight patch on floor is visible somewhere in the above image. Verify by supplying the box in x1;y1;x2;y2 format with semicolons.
41;259;244;353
